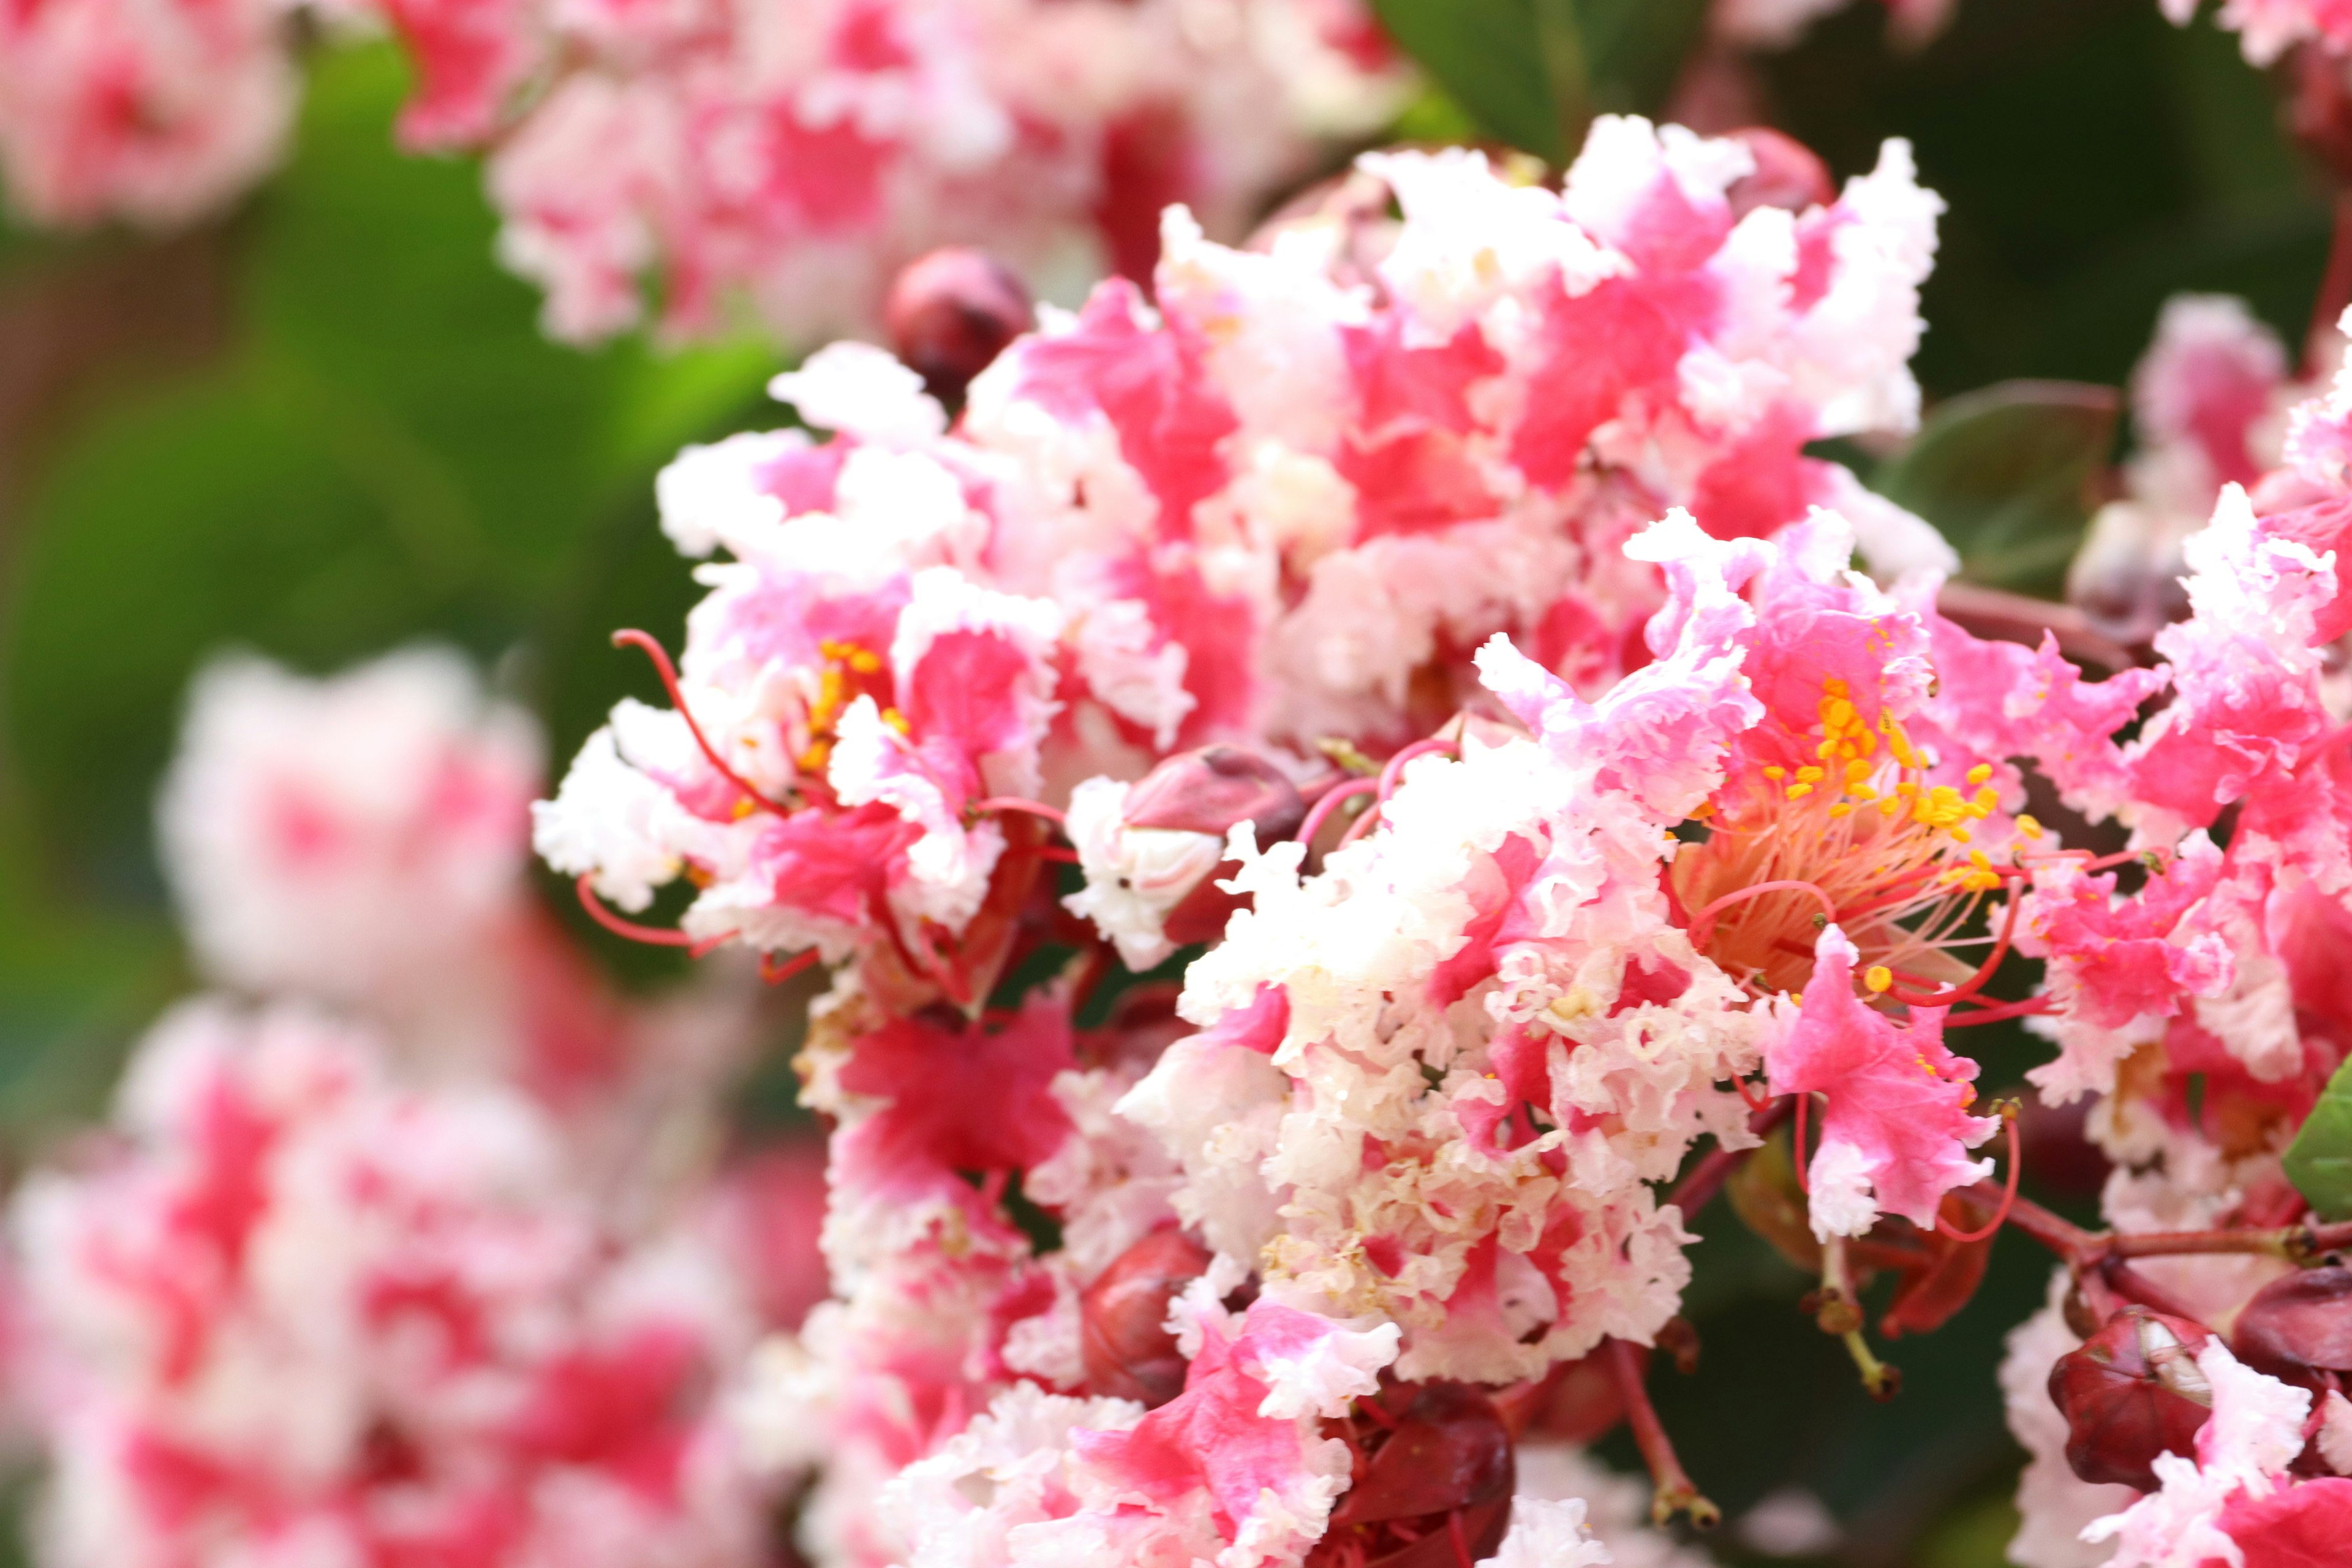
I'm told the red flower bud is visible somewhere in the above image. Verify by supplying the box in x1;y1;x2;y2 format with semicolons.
2290;43;2352;188
1517;1345;1635;1446
1725;128;1836;220
1317;1382;1515;1568
2233;1265;2352;1384
2048;1306;2215;1490
1119;747;1308;948
1122;745;1306;842
884;248;1035;407
1079;1229;1212;1408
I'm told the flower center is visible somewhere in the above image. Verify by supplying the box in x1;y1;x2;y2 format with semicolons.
1672;678;2011;997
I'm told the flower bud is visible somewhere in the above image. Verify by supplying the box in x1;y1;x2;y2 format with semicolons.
2233;1265;2352;1384
1321;1383;1515;1567
2291;43;2352;187
2048;1306;2215;1490
1122;745;1307;842
1515;1346;1635;1445
884;248;1035;406
2066;500;2191;647
1068;748;1309;962
1079;1229;1212;1408
1725;127;1836;219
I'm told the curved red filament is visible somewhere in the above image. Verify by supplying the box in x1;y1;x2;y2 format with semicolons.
1297;777;1378;847
760;949;821;986
973;796;1068;828
1687;878;1838;956
612;629;784;816
576;873;697;948
1937;1111;2021;1243
1378;737;1456;804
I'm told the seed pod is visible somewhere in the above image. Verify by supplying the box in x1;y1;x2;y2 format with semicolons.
1079;1229;1212;1408
884;248;1035;407
2048;1306;2215;1490
1317;1382;1515;1567
2233;1265;2352;1384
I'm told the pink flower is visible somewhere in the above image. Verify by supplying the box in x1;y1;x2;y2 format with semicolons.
2164;0;2352;65
1768;925;1999;1238
12;1001;764;1568
0;0;295;227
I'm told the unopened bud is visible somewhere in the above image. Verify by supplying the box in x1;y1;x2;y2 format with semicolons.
2067;500;2190;647
2233;1265;2352;1383
1522;1346;1637;1446
2291;42;2352;187
1123;745;1306;842
1325;1382;1515;1561
2048;1306;2215;1490
1725;128;1836;219
1079;1229;1212;1408
884;248;1035;407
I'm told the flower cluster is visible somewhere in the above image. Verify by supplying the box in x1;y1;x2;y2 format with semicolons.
529;108;2114;1562
528;91;2352;1562
12;998;767;1568
156;648;768;1126
6;648;833;1568
0;0;296;229
2069;295;2296;645
538;117;1950;998
0;0;1403;349
1983;303;2352;1566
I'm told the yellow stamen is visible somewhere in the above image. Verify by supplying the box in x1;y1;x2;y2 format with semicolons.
1865;965;1893;993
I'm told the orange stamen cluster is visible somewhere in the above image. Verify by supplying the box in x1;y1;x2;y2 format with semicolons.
797;638;903;774
1673;677;2018;998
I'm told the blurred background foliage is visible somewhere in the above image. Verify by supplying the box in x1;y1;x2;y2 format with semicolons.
0;1;2332;1562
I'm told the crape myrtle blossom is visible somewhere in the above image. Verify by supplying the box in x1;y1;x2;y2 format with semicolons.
1990;315;2352;1565
0;0;297;228
0;0;1404;347
710;497;2075;1561
538;116;1953;1002
2070;296;2295;644
11;1000;768;1568
2161;0;2352;65
159;648;767;1136
1148;507;2026;1387
471;0;1409;344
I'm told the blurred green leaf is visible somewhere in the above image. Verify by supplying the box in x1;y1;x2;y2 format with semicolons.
1872;380;2120;597
1368;0;1709;160
2286;1056;2352;1220
1571;0;1711;118
1370;0;1563;159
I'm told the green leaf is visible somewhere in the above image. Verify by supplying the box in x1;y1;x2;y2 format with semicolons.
2286;1055;2352;1221
1567;0;1711;118
1869;380;2120;598
1369;0;1711;160
1370;0;1563;160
